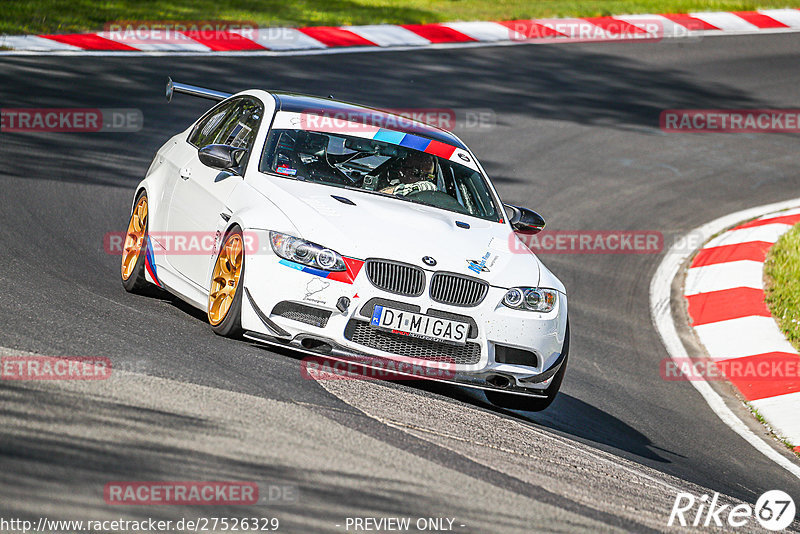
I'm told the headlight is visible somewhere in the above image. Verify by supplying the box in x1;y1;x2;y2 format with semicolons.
269;232;346;271
501;287;557;312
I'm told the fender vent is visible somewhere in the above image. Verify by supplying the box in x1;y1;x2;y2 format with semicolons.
331;195;356;205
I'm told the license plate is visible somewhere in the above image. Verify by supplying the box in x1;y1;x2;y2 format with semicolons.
370;306;469;346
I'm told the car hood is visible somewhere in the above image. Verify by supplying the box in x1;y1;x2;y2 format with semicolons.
251;177;542;288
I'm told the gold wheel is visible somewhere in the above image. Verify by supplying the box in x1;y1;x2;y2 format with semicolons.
121;196;148;281
208;232;244;326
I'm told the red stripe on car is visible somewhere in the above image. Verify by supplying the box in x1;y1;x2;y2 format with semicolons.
423;140;457;159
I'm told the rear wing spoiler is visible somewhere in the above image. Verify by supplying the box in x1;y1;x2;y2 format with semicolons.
166;77;232;102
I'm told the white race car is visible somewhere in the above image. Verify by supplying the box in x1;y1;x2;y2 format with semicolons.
121;78;569;411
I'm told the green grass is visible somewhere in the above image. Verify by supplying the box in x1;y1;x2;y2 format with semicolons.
2;0;800;35
764;222;800;352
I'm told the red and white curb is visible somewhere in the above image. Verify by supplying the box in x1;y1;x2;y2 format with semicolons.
685;208;800;449
2;10;800;54
651;198;800;481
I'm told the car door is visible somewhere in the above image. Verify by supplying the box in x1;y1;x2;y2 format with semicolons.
165;97;263;288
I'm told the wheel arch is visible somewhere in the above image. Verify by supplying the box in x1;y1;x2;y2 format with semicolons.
131;185;148;213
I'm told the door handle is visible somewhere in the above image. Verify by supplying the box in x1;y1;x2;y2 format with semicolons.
179;167;192;180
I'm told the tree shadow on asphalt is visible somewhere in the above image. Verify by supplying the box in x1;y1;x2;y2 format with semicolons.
237;332;675;465
0;40;770;189
408;379;677;463
0;381;532;533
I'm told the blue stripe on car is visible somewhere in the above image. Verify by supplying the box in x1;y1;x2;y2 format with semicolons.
398;133;431;151
279;258;331;278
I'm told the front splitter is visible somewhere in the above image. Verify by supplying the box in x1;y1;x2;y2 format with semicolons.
242;330;560;398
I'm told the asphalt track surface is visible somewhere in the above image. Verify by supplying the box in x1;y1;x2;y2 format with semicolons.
1;34;800;532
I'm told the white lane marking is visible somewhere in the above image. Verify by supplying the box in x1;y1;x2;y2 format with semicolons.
756;206;800;219
694;316;799;360
751;392;800;442
705;223;792;248
684;260;764;295
3;27;800;55
758;9;800;28
229;27;327;50
690;12;761;31
650;197;800;480
345;25;431;46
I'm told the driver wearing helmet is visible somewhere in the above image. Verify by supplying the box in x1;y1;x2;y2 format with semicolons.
380;151;437;196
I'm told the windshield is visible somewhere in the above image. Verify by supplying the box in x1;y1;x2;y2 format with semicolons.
259;126;501;222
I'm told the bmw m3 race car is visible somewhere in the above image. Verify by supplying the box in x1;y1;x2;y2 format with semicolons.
121;78;569;411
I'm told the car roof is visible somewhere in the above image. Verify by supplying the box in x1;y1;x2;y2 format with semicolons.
270;92;467;149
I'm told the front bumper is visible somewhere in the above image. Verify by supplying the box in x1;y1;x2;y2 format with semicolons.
242;327;567;398
240;239;568;396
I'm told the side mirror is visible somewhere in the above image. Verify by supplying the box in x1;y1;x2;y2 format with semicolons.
504;204;545;234
198;144;246;171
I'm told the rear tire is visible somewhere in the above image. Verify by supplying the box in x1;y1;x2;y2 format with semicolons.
208;227;245;338
485;320;569;412
121;192;151;294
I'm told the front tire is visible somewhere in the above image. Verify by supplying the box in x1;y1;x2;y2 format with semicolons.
121;192;151;294
208;227;245;338
485;321;570;412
